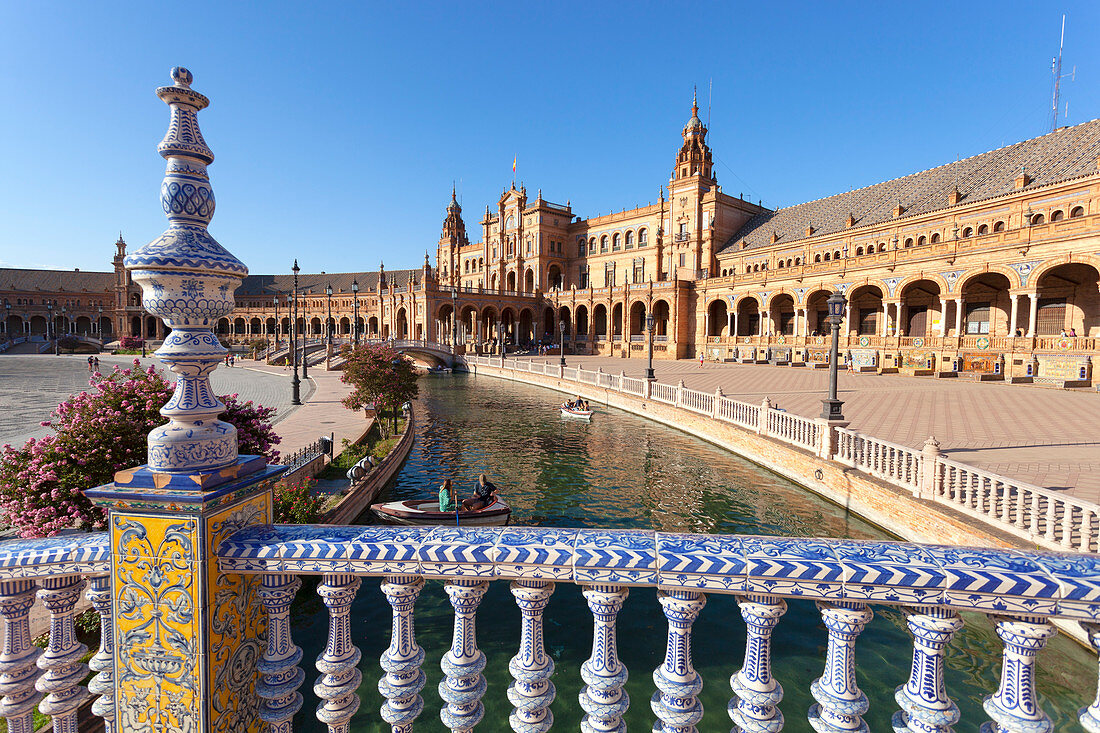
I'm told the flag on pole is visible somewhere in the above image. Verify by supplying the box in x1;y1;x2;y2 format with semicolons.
512;155;517;173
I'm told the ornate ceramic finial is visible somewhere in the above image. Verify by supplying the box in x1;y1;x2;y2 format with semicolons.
124;68;247;474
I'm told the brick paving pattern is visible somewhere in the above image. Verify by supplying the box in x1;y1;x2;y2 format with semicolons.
514;354;1100;501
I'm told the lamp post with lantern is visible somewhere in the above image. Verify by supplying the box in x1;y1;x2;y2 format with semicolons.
559;319;566;367
820;290;847;421
645;312;656;380
352;279;360;345
291;260;301;406
272;295;279;352
450;287;458;353
325;283;333;349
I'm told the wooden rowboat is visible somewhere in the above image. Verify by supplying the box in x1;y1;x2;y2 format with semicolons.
370;498;511;526
560;404;593;419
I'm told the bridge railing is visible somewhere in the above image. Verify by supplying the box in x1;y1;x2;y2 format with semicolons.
460;357;1100;553
217;523;1100;733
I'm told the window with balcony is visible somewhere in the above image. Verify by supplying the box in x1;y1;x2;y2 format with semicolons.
639;229;648;246
625;231;634;249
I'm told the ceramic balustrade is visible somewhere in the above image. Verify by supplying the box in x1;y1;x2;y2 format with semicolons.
0;534;111;733
835;428;923;493
460;358;1094;555
216;524;1100;733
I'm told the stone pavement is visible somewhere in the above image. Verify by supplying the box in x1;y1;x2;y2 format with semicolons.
512;354;1100;502
0;354;366;459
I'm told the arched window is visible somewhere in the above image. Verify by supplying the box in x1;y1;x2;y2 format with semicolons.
834;250;841;260
578;242;585;257
506;215;514;229
931;232;940;243
1070;206;1085;218
787;259;794;267
612;233;622;251
855;246;864;256
917;236;926;246
823;252;830;262
745;265;752;274
962;227;973;237
878;242;888;252
479;257;484;270
904;238;913;248
625;231;634;248
814;254;822;263
977;224;988;235
993;221;1005;232
600;236;608;253
1031;214;1045;226
777;260;785;269
1051;210;1065;222
638;228;648;246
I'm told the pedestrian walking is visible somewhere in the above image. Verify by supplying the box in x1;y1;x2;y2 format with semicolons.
699;350;704;367
93;356;100;372
87;356;94;373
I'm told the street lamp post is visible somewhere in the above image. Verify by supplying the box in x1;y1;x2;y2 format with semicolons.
4;302;10;338
273;295;279;352
820;290;847;421
497;319;504;360
46;303;53;353
301;291;309;379
559;319;566;367
325;283;333;349
291;261;301;406
645;312;656;380
352;279;360;346
96;305;102;343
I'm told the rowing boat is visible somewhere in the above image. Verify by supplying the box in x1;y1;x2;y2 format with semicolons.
370;498;511;526
560;404;593;419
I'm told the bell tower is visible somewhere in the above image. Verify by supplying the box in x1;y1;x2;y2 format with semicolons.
438;185;469;287
667;89;718;280
671;88;714;183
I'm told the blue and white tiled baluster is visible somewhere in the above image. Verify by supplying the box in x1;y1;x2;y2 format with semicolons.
1079;622;1100;733
729;594;787;733
439;579;490;732
980;615;1056;733
508;580;556;733
124;66;248;474
379;575;426;733
652;589;707;733
315;574;363;733
85;575;115;733
0;580;41;733
35;576;89;733
257;574;305;733
579;584;630;733
808;601;874;733
892;607;964;733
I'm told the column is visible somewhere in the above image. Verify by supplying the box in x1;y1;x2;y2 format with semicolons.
440;579;490;732
580;585;629;733
85;575;116;733
508;580;555;733
257;575;305;733
880;302;889;337
35;576;91;733
1079;622;1100;732
954;298;963;337
808;601;873;733
728;312;734;339
1009;294;1019;336
1027;294;1038;338
0;579;42;733
85;68;285;733
380;575;426;733
938;298;949;337
892;607;964;733
980;616;1056;733
652;589;706;732
895;303;906;337
733;312;739;338
793;309;801;339
729;594;787;733
315;575;363;733
844;303;852;336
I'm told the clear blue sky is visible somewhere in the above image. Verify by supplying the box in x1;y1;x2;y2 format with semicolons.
1;1;1098;275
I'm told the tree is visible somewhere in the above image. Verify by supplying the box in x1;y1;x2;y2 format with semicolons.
0;360;281;537
339;342;419;435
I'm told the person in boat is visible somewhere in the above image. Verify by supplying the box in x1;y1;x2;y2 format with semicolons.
438;478;458;512
462;473;499;511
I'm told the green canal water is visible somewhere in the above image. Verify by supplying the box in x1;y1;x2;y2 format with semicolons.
289;373;1093;732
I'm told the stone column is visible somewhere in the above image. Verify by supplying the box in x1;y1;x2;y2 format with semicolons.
508;580;556;733
938;298;948;336
1027;293;1038;338
954;297;964;337
1009;294;1019;336
844;303;852;336
85;68;283;733
733;311;739;338
580;585;629;733
880;301;889;337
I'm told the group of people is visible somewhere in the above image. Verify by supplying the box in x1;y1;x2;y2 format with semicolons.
437;474;500;513
565;397;590;411
85;355;100;373
223;353;236;367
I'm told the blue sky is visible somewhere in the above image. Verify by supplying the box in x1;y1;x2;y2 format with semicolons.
1;1;1098;275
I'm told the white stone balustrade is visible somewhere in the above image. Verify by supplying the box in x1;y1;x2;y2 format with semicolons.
462;357;1100;553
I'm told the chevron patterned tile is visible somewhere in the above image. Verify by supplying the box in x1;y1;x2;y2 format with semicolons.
574;529;656;585
741;535;845;598
831;539;946;605
1020;549;1100;620
925;545;1060;615
418;526;498;578
495;527;578;580
347;525;432;574
655;532;745;593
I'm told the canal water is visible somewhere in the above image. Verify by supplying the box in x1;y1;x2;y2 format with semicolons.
288;373;1093;732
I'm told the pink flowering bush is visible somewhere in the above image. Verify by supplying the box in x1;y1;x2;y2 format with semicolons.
0;360;281;537
118;336;144;349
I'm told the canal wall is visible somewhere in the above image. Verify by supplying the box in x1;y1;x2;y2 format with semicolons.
463;361;1024;551
322;409;416;525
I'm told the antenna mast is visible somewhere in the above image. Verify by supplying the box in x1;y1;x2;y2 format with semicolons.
1051;14;1075;132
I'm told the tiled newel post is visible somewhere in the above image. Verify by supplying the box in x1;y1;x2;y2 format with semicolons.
579;584;630;733
652;589;706;732
892;607;964;733
808;600;873;733
86;68;284;733
980;616;1056;733
508;580;556;732
729;594;787;733
439;579;490;732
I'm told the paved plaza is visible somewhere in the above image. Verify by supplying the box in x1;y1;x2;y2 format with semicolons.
513;354;1100;502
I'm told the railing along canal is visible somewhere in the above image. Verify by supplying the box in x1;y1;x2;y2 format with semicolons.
461;356;1100;554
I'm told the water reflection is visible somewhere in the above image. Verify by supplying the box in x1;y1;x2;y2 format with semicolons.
284;373;1093;732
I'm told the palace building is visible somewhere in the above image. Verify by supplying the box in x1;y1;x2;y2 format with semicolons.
4;97;1100;382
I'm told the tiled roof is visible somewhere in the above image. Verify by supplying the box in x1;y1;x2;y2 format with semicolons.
0;268;115;292
720;118;1100;254
235;269;423;297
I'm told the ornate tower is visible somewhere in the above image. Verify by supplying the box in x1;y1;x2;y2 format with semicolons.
112;233;128;332
438;186;469;287
671;88;714;183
